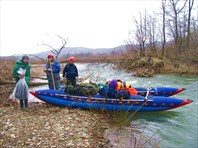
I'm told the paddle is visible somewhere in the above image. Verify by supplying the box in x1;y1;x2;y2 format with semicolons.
49;62;56;90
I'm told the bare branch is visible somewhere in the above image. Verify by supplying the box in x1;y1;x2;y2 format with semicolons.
55;36;68;60
29;54;47;62
40;43;59;54
37;35;68;60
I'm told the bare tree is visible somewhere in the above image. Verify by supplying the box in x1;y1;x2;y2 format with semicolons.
167;0;187;53
187;0;195;48
161;0;167;57
147;13;160;56
133;11;148;56
124;39;139;59
29;35;68;62
40;35;68;60
29;54;47;62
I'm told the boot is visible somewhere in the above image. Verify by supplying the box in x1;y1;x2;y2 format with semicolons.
20;100;24;110
24;99;28;109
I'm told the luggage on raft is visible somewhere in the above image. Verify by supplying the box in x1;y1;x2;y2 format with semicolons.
64;83;99;97
99;87;130;99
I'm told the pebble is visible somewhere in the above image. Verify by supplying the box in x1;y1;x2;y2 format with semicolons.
0;105;111;147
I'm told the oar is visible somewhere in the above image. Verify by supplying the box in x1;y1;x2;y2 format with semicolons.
78;73;93;83
49;62;56;90
95;71;103;82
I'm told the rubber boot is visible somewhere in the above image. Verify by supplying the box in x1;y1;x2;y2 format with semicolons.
20;100;24;110
24;99;28;109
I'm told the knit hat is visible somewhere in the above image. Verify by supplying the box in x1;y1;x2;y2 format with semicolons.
109;80;118;89
22;55;29;60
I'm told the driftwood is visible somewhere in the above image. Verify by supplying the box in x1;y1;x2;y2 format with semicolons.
0;80;48;86
31;76;47;80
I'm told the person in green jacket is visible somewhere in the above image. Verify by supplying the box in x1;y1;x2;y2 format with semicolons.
13;55;31;109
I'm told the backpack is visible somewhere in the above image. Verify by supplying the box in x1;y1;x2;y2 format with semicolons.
64;83;99;97
99;87;130;99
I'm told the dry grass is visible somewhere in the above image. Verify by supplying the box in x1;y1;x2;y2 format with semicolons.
0;59;20;107
0;59;15;82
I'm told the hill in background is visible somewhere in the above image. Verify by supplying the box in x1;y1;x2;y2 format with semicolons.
32;45;126;59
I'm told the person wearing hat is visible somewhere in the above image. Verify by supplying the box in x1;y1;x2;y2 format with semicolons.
44;53;61;90
63;56;78;87
13;55;31;109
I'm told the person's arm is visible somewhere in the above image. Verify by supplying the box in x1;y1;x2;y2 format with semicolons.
75;66;78;77
62;64;67;77
13;63;20;79
44;63;50;72
52;61;60;73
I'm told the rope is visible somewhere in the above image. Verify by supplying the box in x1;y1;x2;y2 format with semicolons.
130;88;150;117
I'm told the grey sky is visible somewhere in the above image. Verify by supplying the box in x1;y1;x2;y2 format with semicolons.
0;0;178;56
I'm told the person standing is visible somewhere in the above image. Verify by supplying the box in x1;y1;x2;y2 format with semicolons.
44;53;61;90
13;55;31;109
63;56;78;87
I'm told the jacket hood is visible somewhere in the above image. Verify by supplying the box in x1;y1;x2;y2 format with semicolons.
16;60;29;65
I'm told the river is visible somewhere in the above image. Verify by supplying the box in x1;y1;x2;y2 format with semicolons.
30;63;198;148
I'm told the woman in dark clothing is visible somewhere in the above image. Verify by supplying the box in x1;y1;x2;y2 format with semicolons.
44;53;61;90
63;56;78;87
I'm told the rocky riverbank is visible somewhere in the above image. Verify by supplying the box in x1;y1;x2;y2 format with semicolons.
0;85;111;147
0;105;111;147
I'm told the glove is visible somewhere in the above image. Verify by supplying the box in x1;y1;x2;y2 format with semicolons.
19;75;24;79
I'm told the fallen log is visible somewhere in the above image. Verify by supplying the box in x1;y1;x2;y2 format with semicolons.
29;81;48;86
30;76;47;80
0;80;48;86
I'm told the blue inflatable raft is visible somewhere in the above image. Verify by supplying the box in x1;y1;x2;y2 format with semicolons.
30;88;192;112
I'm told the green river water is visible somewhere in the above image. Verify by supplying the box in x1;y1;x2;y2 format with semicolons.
31;63;198;147
79;63;198;148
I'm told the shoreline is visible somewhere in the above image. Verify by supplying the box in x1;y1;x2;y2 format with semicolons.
110;57;198;77
0;85;112;147
0;99;111;147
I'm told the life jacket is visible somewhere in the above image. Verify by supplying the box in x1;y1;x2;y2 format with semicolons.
126;88;138;95
116;81;124;90
123;81;138;95
108;80;138;95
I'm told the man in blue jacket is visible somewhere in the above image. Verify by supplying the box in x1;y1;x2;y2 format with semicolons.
44;53;60;90
63;56;78;87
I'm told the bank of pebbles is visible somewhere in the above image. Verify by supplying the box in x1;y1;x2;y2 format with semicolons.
0;104;111;147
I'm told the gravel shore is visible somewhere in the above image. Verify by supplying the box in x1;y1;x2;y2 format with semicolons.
0;102;111;147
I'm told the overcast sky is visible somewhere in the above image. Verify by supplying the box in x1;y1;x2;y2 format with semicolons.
0;0;183;56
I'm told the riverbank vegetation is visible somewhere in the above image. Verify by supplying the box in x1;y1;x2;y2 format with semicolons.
118;0;197;76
